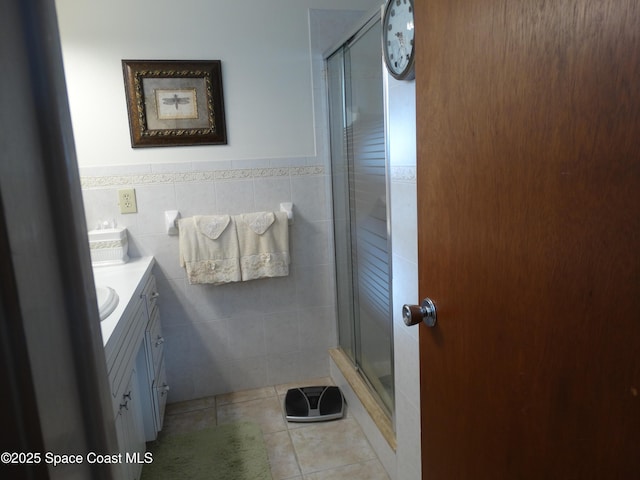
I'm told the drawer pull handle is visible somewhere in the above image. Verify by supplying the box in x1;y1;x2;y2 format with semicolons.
150;291;160;299
120;390;132;409
155;336;165;346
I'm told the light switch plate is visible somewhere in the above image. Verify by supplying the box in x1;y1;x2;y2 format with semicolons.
118;188;137;214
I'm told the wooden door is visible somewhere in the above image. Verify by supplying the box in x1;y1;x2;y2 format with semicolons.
415;0;640;478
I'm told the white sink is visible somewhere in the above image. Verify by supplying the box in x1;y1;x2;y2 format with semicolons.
96;285;119;321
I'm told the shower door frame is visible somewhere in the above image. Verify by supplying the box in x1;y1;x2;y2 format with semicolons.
325;8;395;419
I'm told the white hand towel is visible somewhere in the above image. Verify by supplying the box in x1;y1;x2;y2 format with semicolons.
196;215;231;240
244;211;275;235
178;215;241;285
234;211;289;281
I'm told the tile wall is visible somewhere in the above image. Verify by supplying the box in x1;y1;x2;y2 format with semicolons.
78;9;362;403
81;159;337;402
389;164;421;480
388;78;421;479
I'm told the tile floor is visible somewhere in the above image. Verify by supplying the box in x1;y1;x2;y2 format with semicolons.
157;377;390;480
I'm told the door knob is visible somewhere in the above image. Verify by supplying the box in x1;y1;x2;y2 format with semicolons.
402;298;437;327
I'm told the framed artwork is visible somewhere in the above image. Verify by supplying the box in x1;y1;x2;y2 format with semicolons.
122;60;227;147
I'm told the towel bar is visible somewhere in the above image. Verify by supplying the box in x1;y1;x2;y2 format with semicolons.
166;203;293;235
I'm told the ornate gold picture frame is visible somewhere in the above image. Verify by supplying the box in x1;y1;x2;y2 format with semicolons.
122;60;227;147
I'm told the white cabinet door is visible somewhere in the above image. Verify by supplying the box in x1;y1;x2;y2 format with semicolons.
114;367;145;479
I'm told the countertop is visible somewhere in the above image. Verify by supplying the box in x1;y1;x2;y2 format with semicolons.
93;256;155;359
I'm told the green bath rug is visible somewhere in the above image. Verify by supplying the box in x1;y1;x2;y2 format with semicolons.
141;422;272;480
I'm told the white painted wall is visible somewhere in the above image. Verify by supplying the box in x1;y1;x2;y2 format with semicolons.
55;0;378;166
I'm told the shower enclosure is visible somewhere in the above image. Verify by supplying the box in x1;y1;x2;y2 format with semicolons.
327;12;394;416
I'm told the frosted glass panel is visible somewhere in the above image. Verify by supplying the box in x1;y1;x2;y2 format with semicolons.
328;17;394;415
328;50;355;364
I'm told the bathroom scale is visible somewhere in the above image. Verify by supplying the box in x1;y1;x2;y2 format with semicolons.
284;386;345;422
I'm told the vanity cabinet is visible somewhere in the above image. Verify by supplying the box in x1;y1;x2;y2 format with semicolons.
137;274;169;441
98;258;167;480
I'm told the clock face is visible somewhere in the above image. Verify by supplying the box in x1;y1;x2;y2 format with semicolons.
383;0;415;80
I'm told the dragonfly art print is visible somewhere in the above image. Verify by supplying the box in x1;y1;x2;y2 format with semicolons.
162;93;191;110
155;88;198;120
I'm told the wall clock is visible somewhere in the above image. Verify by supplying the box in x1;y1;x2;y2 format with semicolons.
382;0;415;81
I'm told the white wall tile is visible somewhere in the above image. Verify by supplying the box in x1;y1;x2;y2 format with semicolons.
253;176;292;211
291;175;330;222
299;306;338;351
135;234;183;280
390;180;418;264
228;357;270;392
225;316;267;360
214;179;255;215
395;392;422;480
295;264;334;309
267;351;301;386
135;184;177;235
291;219;332;267
256;273;299;314
182;282;236;321
296;348;331;380
174;182;216;218
265;311;300;355
393;326;420;410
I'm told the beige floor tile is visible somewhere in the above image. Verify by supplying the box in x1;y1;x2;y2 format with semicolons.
217;395;287;434
263;430;301;480
303;459;389;480
160;406;217;437
216;386;277;406
289;418;376;474
157;379;390;480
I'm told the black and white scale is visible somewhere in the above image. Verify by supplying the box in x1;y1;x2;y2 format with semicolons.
284;386;345;422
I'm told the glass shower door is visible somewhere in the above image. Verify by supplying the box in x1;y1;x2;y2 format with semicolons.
328;15;394;415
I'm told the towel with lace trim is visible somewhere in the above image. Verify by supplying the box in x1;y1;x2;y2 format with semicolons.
178;215;241;284
234;211;290;281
